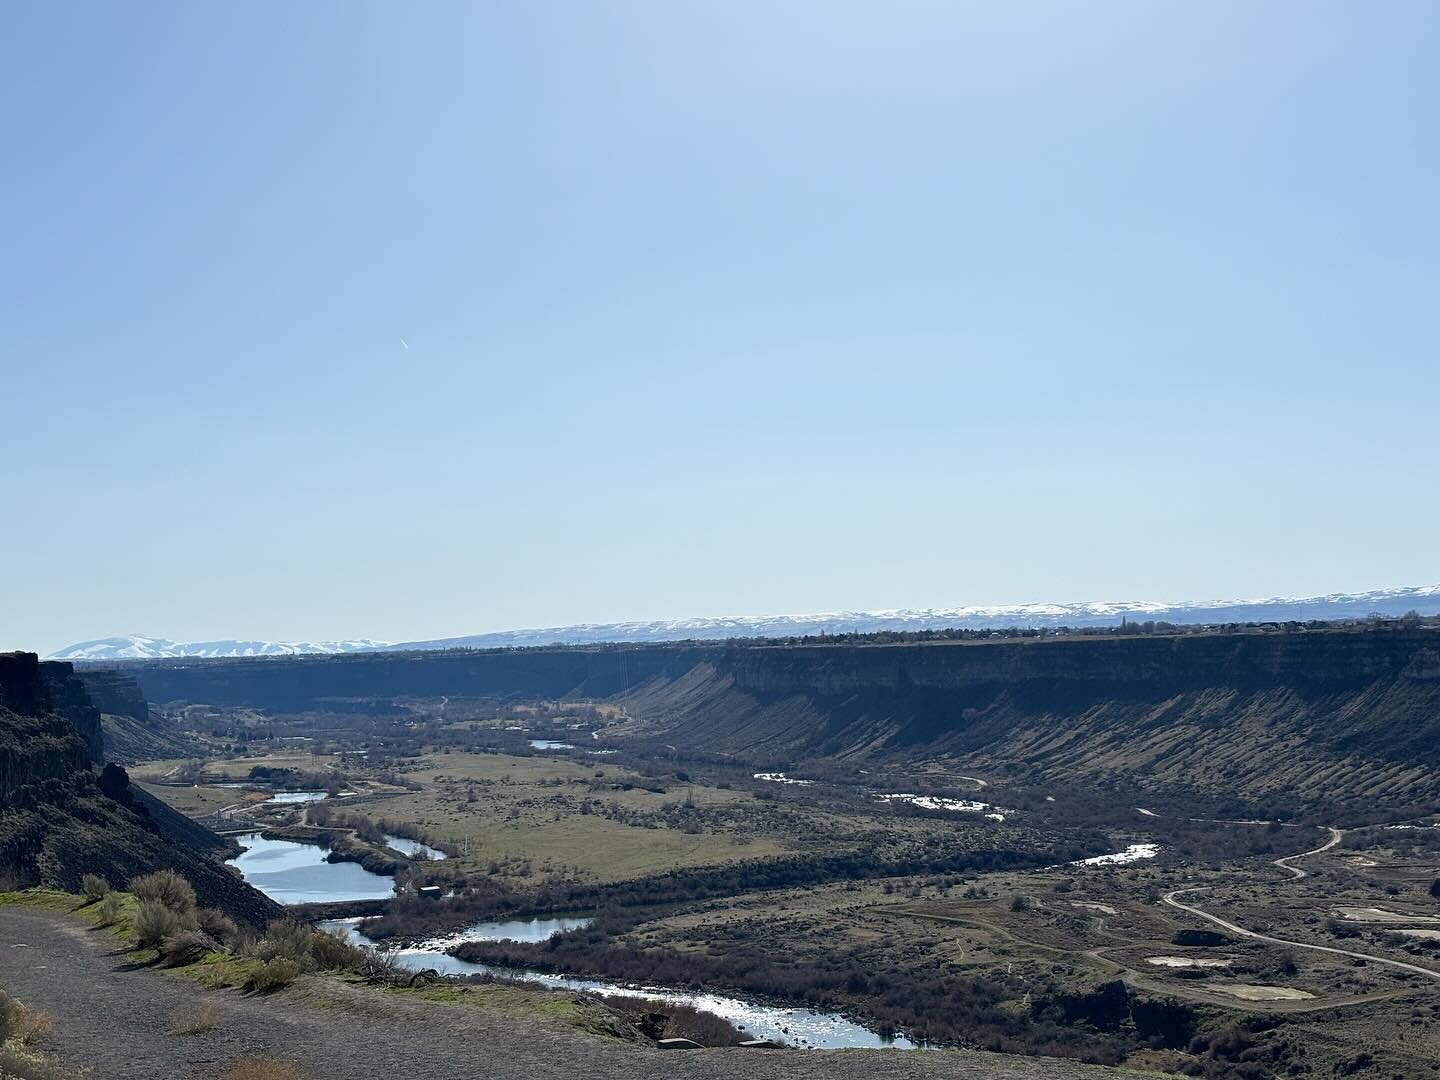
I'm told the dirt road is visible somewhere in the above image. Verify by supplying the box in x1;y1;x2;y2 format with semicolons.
1161;828;1440;982
0;906;1140;1080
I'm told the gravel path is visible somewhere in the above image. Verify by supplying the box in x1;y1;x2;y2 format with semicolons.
0;907;1145;1080
1162;827;1440;983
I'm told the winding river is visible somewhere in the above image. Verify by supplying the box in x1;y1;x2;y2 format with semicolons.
320;917;915;1049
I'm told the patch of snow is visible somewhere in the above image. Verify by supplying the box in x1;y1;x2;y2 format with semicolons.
1071;843;1160;867
753;772;815;786
877;793;1011;821
1146;956;1233;968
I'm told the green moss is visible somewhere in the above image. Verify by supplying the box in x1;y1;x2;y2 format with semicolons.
0;889;86;915
381;980;581;1020
0;888;139;941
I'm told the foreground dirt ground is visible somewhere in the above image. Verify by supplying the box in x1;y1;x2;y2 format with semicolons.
0;907;1152;1080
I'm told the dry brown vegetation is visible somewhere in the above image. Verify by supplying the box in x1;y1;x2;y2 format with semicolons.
217;1057;308;1080
0;992;54;1045
171;1000;222;1035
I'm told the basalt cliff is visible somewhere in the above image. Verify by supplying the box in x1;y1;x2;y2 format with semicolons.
0;652;279;924
120;626;1440;815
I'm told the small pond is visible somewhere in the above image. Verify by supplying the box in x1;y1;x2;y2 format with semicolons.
383;834;448;860
213;784;328;804
226;833;395;905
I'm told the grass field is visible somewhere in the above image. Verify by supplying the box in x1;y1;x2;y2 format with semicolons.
136;782;265;816
369;750;786;882
128;749;341;784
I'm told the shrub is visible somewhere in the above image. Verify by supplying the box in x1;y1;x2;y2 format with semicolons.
218;1058;308;1080
307;930;366;972
604;996;744;1046
247;958;301;993
0;1045;67;1080
160;930;218;968
171;1000;222;1035
1430;878;1440;899
198;908;239;946
0;994;53;1045
95;893;122;927
134;900;185;949
658;1002;744;1046
254;921;313;966
1131;996;1198;1048
129;870;197;916
80;874;111;903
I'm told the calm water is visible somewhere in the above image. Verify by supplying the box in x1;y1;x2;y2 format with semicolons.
321;917;914;1049
383;834;448;860
213;784;328;804
226;833;395;904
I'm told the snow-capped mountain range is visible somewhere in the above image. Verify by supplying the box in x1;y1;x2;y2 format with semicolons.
46;585;1440;662
48;635;390;661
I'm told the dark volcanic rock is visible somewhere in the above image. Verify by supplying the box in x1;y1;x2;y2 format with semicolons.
0;651;279;925
77;667;192;762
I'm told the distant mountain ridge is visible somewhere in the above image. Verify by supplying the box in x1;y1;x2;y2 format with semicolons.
48;584;1440;661
49;635;390;661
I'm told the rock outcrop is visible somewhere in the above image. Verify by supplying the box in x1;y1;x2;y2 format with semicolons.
76;667;192;762
0;652;280;925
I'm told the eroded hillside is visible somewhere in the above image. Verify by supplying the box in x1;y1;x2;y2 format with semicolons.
120;627;1440;814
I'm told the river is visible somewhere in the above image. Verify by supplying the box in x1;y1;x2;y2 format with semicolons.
320;917;915;1049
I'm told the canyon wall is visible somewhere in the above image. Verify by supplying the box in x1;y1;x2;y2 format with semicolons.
0;652;280;923
121;629;1440;812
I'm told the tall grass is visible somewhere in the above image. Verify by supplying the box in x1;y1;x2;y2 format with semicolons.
171;1000;222;1035
217;1058;308;1080
0;991;54;1045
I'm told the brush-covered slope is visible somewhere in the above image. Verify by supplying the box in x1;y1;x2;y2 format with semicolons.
613;635;1440;811
76;668;195;762
0;653;280;925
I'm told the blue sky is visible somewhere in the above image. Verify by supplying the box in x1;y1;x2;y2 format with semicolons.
3;2;1437;653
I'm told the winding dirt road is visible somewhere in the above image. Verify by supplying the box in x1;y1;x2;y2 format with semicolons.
1161;827;1440;982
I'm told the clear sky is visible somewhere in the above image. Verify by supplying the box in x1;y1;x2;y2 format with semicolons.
3;2;1437;654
